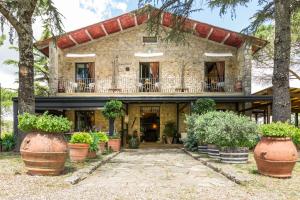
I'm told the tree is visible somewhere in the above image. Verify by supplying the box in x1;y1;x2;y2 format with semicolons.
138;0;300;122
0;0;63;148
102;100;124;136
0;0;63;114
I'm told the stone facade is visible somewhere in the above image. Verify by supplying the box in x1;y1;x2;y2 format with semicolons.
49;24;250;95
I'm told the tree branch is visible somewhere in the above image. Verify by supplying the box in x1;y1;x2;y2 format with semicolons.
0;2;23;34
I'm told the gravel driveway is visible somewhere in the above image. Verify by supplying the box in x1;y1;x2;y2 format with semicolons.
1;149;279;200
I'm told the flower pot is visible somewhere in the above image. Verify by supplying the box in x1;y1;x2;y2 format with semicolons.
108;139;121;152
220;147;249;164
98;142;107;153
198;145;208;154
207;144;220;160
68;143;89;162
254;137;298;178
20;132;67;176
167;136;173;144
87;151;97;159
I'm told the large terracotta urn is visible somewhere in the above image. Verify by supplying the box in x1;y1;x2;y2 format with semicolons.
254;137;298;178
68;143;89;162
20;132;67;176
108;139;121;152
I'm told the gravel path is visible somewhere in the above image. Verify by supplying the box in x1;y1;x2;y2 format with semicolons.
1;149;280;200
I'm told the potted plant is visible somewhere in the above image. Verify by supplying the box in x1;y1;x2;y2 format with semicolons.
163;121;177;144
183;114;198;152
68;132;93;162
0;133;15;152
96;131;109;153
128;131;139;149
87;132;100;159
18;112;72;176
254;122;300;178
108;133;121;152
102;100;124;136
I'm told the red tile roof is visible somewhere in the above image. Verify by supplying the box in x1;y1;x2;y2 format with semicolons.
35;7;267;57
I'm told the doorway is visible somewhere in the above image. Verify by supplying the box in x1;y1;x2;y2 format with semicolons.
140;106;160;142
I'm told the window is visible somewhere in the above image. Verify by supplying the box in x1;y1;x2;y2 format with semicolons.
75;63;95;81
204;61;225;92
75;111;95;131
143;36;158;43
139;62;160;92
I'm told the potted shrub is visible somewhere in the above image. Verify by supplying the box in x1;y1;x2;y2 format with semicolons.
254;122;300;178
18;112;72;176
68;132;93;162
87;132;100;159
1;133;15;152
191;98;216;153
183;114;198;152
163;121;177;144
108;133;121;152
96;131;109;153
128;131;139;149
102;100;124;136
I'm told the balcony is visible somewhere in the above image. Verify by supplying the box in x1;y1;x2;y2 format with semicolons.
56;77;243;94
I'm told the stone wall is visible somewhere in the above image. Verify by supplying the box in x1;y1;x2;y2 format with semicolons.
51;24;245;94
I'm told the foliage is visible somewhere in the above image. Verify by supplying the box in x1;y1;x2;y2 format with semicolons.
128;135;139;149
102;100;124;120
183;114;198;151
89;132;100;152
259;122;300;145
163;121;177;137
70;132;93;144
18;112;72;134
96;131;109;143
1;133;15;151
193;111;258;148
192;98;216;115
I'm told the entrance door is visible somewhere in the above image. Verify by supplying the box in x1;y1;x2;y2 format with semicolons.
140;107;160;142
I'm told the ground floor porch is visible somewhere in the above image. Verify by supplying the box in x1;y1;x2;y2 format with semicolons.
12;95;272;146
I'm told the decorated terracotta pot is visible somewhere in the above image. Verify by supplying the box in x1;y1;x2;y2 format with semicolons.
20;132;67;176
68;143;89;162
108;139;121;152
87;151;97;159
254;137;298;178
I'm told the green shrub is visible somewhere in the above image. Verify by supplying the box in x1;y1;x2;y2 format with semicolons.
183;114;198;151
96;132;109;143
259;122;300;145
102;100;124;136
128;135;139;149
18;112;72;134
163;121;177;137
70;132;93;144
192;98;216;115
89;132;100;152
195;111;258;148
1;133;15;151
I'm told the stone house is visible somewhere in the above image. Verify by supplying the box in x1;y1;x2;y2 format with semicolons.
13;7;270;144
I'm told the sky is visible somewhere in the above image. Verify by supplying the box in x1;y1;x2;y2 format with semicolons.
0;0;262;90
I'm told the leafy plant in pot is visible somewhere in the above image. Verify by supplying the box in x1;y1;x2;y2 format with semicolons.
87;132;100;159
1;133;15;152
163;121;177;144
102;100;124;151
18;112;72;176
254;122;300;178
96;131;109;153
128;130;139;149
69;132;93;162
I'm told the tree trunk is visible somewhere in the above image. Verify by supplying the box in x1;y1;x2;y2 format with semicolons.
109;118;115;136
15;6;35;150
272;0;291;122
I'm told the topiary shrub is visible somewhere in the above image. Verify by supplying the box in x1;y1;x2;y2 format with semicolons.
18;112;72;134
102;100;124;136
70;132;93;144
192;98;216;115
195;111;258;149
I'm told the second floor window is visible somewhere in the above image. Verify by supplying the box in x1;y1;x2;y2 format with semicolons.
205;61;225;92
76;63;95;81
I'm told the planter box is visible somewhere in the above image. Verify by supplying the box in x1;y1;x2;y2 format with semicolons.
220;147;249;164
198;145;208;154
207;144;220;160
